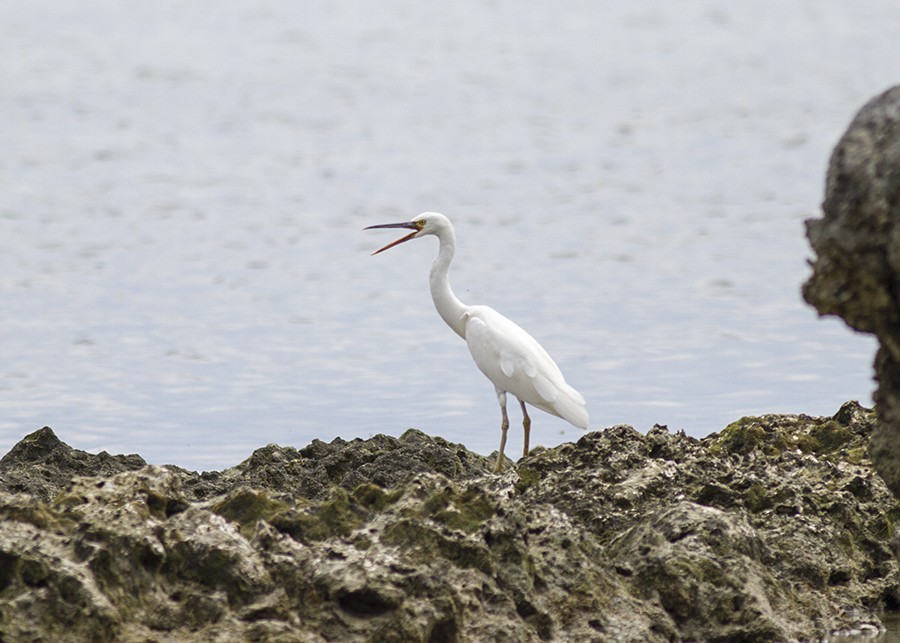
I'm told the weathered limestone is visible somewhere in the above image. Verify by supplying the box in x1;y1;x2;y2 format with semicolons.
804;84;900;499
0;409;897;641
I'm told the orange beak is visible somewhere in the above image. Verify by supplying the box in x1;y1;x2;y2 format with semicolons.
364;222;420;255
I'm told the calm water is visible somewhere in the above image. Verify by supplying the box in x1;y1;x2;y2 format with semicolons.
1;2;896;470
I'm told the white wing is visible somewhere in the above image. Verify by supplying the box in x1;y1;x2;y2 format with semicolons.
463;305;588;429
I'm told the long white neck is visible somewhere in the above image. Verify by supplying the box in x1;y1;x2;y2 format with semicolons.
430;228;468;339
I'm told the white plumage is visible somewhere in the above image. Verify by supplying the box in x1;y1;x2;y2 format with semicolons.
365;212;588;471
464;307;588;427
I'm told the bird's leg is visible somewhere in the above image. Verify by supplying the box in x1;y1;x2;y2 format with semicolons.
520;400;531;457
494;391;509;473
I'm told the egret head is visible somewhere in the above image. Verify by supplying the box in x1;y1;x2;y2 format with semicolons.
364;212;450;255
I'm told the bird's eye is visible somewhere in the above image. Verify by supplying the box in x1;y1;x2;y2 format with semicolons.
416;220;425;230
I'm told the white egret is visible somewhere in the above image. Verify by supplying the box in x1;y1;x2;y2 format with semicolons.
365;212;588;472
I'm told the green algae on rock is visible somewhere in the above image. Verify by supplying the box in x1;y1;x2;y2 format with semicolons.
0;403;898;641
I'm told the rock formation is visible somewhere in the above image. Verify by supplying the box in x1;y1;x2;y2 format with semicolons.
0;406;897;641
803;84;900;500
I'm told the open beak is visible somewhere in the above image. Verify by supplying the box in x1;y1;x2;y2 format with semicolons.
364;222;419;255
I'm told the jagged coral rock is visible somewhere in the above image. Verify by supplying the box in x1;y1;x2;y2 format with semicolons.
0;408;897;641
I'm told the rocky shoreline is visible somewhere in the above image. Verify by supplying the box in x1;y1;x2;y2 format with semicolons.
0;401;897;642
5;84;900;642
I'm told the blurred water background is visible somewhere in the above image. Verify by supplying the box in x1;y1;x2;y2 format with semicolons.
1;2;897;470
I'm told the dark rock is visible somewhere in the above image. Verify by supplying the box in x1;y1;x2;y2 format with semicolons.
0;407;897;641
803;85;900;498
180;428;494;502
0;426;146;502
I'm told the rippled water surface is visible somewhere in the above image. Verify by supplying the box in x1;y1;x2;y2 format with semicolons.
1;2;896;469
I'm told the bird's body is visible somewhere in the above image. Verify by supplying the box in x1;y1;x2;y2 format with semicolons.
366;212;588;471
463;306;589;428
